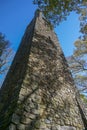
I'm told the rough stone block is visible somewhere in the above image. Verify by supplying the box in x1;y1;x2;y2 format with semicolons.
12;113;20;124
9;123;16;130
17;123;26;130
56;125;76;130
20;117;31;124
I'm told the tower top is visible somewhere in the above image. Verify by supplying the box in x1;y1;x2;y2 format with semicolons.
34;9;43;19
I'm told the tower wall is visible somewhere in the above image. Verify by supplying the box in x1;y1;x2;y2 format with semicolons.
0;10;85;130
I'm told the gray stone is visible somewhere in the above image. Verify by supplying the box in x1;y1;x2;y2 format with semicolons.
17;123;26;130
32;109;39;115
51;126;57;130
19;94;25;102
29;113;36;119
41;128;50;130
20;117;31;124
9;124;16;130
19;88;27;96
45;119;51;124
12;113;20;124
40;123;47;128
24;106;31;112
56;125;76;130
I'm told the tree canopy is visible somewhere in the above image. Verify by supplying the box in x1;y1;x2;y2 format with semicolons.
33;0;87;26
67;1;87;94
67;40;87;93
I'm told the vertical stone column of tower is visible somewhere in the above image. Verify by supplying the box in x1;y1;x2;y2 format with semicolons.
0;10;85;130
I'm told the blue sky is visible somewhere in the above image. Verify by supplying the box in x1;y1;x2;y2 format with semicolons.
0;0;80;57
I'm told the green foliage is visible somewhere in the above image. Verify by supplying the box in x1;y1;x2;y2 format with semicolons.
78;1;87;39
33;0;84;26
74;40;87;56
80;94;87;104
67;39;87;93
67;0;87;93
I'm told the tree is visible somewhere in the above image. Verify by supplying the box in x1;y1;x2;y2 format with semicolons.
67;1;87;94
0;33;12;86
78;1;87;39
67;40;87;93
80;94;87;104
33;0;86;26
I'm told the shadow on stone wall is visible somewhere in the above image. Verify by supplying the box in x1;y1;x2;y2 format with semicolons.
0;32;85;130
10;33;84;130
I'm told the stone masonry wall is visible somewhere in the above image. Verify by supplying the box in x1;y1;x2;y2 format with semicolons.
0;13;37;130
0;10;85;130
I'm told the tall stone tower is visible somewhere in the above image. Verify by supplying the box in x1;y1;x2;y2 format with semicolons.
0;10;86;130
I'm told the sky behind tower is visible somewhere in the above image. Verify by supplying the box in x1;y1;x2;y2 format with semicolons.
0;0;80;57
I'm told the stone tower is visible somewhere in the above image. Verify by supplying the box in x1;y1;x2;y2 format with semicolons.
0;10;86;130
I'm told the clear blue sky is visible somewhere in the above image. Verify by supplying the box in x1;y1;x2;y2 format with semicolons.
0;0;80;57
